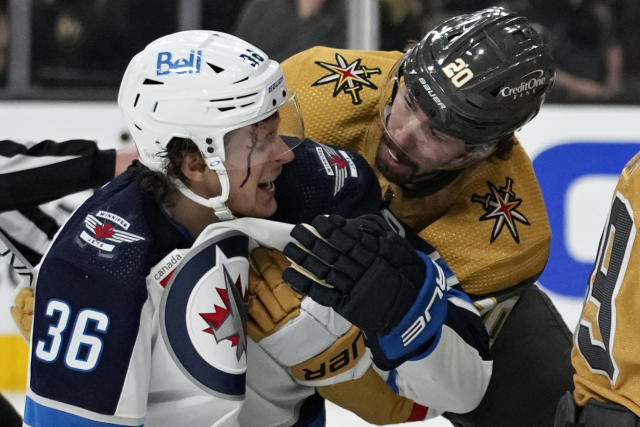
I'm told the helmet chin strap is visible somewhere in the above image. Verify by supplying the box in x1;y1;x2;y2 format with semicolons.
173;164;235;221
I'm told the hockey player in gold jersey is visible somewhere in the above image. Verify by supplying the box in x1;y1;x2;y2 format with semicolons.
555;151;640;426
251;6;574;427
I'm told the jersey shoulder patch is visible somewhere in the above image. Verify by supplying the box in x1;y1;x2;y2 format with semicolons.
161;230;250;399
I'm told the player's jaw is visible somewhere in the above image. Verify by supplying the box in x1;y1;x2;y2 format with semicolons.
375;132;422;184
226;165;286;219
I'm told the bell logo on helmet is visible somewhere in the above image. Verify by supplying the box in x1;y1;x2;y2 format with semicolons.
156;50;203;76
418;77;446;110
499;70;547;99
441;58;474;88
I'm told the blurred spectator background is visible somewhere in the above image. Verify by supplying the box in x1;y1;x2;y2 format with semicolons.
0;0;639;103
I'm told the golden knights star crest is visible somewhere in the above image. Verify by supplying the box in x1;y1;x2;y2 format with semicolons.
312;52;381;105
471;178;530;243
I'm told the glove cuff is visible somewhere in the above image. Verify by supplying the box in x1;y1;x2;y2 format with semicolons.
367;251;448;370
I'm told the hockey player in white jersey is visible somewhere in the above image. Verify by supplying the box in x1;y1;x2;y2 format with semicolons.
24;30;304;427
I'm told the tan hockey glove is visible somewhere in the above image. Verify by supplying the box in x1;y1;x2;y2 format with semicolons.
248;247;370;386
11;287;34;342
248;247;303;341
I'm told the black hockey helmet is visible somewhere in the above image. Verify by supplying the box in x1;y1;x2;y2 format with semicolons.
400;6;555;147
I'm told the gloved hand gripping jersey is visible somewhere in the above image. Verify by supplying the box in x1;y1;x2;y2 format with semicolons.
283;214;448;370
11;287;34;341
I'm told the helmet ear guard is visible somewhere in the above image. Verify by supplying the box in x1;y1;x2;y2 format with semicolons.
401;6;555;147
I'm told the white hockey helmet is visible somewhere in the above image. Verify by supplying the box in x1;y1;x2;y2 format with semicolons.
118;30;303;219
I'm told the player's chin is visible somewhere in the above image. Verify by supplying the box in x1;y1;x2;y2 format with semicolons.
228;190;277;219
252;193;278;219
375;150;415;185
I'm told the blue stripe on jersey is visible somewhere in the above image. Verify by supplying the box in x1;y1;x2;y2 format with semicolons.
24;396;142;427
386;369;399;394
291;392;326;427
303;412;326;427
448;286;473;304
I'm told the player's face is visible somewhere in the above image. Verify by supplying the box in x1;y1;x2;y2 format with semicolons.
223;114;294;218
376;86;467;184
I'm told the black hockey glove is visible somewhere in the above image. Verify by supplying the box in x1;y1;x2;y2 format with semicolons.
282;214;426;335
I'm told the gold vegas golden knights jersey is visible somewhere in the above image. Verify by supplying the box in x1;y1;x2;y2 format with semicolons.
281;46;551;300
572;151;640;416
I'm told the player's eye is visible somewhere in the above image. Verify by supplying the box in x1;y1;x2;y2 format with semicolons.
430;128;445;143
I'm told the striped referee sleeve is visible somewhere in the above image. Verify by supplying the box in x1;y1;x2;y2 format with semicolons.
0;139;116;212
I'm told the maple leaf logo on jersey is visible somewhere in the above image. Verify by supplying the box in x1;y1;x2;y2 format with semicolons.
160;235;249;399
329;154;347;169
471;178;530;243
80;213;145;252
94;223;115;239
312;53;381;105
199;266;247;361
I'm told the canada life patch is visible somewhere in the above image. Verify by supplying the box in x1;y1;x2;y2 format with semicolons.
79;211;145;254
160;231;249;399
149;249;189;288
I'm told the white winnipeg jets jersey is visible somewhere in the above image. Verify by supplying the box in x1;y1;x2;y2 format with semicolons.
25;171;247;427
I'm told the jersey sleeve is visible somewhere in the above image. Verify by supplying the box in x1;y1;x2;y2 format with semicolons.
363;211;493;414
25;252;151;426
380;293;493;415
572;151;640;416
316;260;492;419
0;139;115;212
377;250;492;414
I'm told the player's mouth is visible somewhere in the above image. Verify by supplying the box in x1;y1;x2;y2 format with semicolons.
387;146;401;163
380;134;413;169
257;174;279;194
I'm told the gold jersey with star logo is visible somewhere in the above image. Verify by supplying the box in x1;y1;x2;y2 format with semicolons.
572;150;640;416
282;46;550;298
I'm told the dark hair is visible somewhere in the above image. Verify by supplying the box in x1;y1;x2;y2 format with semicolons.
135;137;200;206
135;113;279;204
492;135;516;160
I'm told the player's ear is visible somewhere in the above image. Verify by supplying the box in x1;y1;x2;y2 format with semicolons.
180;152;207;183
